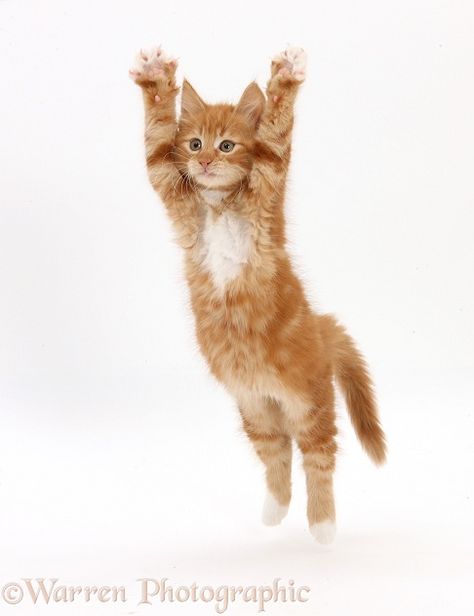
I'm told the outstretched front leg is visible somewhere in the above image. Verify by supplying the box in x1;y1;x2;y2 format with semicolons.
252;47;307;186
246;48;306;253
130;48;199;248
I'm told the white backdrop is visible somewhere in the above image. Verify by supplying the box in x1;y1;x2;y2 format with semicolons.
0;1;473;614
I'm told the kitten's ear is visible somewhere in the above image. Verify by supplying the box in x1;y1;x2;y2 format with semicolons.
181;80;206;118
236;82;265;129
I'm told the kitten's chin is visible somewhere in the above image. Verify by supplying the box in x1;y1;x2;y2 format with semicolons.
195;173;234;190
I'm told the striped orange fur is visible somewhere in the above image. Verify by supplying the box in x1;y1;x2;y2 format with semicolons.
130;46;386;543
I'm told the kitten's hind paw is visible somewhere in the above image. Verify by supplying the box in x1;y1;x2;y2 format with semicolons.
272;47;307;82
309;520;336;545
262;491;289;526
129;46;177;85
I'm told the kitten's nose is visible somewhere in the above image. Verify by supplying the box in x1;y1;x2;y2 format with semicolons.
200;160;211;170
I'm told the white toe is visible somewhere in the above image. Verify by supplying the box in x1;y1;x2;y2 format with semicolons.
309;520;336;544
262;491;289;526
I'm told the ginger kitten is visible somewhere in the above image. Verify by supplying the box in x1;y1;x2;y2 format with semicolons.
130;46;386;544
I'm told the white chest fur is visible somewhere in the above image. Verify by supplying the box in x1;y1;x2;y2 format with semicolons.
198;208;253;292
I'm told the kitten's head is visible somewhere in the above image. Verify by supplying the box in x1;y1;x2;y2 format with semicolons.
175;80;265;189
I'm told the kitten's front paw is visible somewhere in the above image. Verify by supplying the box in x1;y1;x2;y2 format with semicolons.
272;47;307;82
129;47;177;86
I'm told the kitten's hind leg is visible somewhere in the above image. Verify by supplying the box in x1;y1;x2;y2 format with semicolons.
238;395;292;526
285;384;338;544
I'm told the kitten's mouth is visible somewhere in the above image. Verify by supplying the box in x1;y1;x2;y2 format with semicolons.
196;171;219;184
193;167;228;188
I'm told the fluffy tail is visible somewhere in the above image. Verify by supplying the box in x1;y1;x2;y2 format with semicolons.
320;315;387;465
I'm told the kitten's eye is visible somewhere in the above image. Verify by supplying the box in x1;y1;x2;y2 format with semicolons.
219;140;235;153
189;138;202;151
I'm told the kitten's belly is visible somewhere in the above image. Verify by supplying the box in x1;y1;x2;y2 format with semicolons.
198;320;313;417
190;208;283;393
197;315;278;393
197;209;253;292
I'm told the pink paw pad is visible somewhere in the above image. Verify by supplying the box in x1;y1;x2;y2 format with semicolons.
129;46;177;83
273;46;307;82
